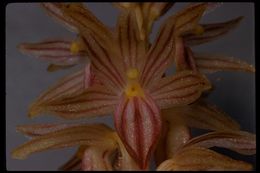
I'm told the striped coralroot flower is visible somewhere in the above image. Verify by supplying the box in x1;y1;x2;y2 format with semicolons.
12;2;255;171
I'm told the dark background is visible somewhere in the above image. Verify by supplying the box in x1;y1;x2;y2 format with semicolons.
6;3;255;170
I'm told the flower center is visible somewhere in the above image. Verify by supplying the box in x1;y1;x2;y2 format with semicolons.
125;68;144;98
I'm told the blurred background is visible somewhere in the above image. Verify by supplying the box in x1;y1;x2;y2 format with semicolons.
6;3;255;171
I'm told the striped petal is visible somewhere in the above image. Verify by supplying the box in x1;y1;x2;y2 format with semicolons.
184;17;243;46
183;131;256;155
157;146;252;171
140;15;175;88
150;71;211;109
114;93;161;169
29;64;97;118
176;100;240;131
16;123;87;137
194;52;255;73
59;3;113;47
18;39;86;66
31;85;118;119
12;124;116;160
114;3;145;41
81;29;126;93
116;10;145;70
41;3;79;32
140;3;207;88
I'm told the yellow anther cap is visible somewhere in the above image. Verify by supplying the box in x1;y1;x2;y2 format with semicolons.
70;41;80;54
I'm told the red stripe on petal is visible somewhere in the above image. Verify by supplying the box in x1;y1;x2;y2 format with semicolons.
29;64;98;118
116;11;144;69
140;23;175;88
18;40;86;66
30;84;118;119
81;33;126;92
151;71;211;109
114;93;161;169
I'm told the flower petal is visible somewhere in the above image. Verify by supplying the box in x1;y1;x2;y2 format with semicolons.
12;124;116;160
194;52;255;73
30;85;118;119
184;16;243;46
150;71;211;109
60;3;113;47
157;146;252;171
116;11;145;70
29;64;97;118
16;123;86;137
18;39;86;66
140;15;175;88
140;3;207;87
183;131;256;155
60;3;125;83
180;100;241;131
41;3;79;32
81;29;126;93
114;93;161;169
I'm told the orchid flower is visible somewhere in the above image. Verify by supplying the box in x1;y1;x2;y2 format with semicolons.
24;3;212;169
12;2;255;171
